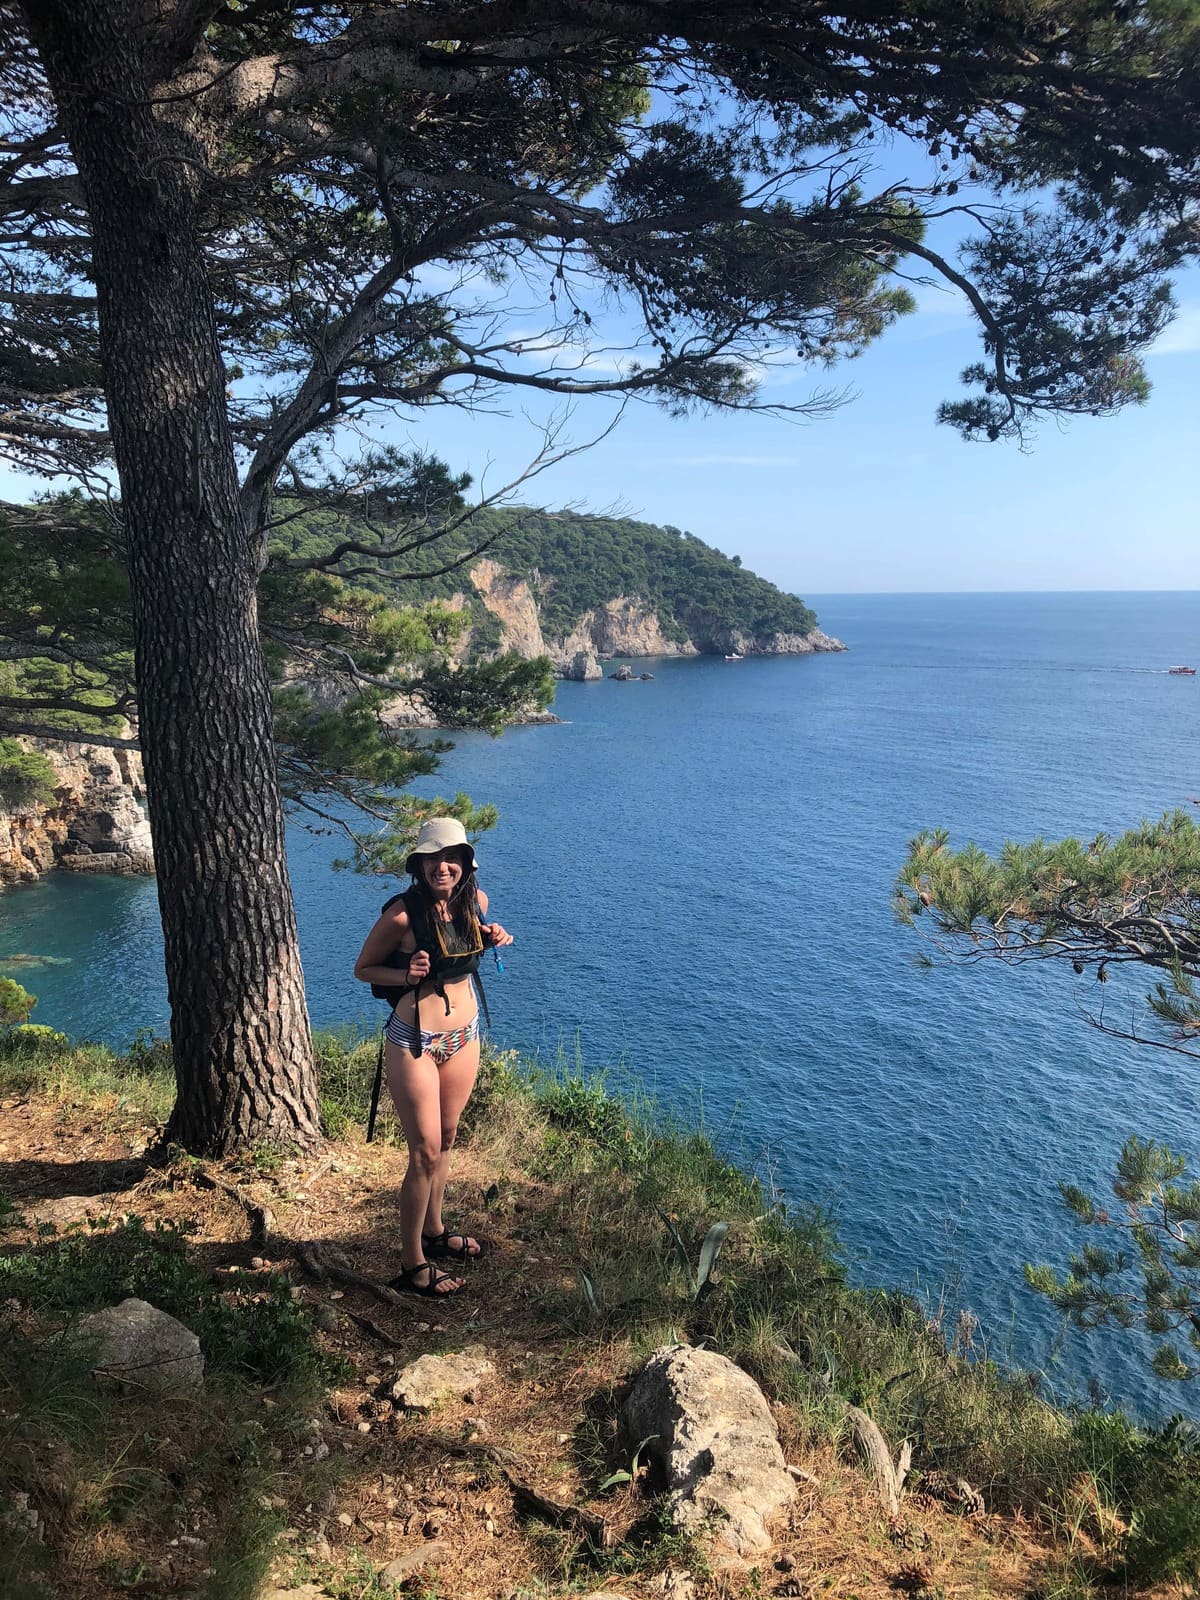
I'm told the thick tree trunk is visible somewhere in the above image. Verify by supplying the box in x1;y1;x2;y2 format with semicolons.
26;0;323;1153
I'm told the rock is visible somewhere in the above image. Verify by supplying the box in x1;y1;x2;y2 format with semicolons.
657;1573;697;1600
623;1344;795;1555
1;1490;42;1541
381;1541;449;1585
387;1349;494;1411
470;560;545;658
551;594;698;672
0;736;153;888
72;1298;204;1394
562;649;603;681
59;849;149;874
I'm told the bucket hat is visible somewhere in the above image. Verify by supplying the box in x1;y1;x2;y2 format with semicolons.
406;817;478;876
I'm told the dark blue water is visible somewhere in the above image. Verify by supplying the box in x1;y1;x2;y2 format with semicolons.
5;592;1200;1416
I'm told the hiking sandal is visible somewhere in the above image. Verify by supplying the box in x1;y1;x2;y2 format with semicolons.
422;1229;483;1261
389;1261;464;1297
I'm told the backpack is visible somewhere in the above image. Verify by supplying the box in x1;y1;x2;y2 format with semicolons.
371;884;491;1023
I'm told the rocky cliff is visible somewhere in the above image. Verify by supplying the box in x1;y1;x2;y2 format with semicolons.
467;558;844;678
0;739;154;887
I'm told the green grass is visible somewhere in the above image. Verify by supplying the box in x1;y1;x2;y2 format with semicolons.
0;1153;343;1600
0;1025;175;1123
500;1062;1200;1581
3;1029;1200;1593
0;1208;338;1387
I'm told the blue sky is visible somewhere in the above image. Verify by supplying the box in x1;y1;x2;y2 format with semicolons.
394;262;1200;599
4;158;1194;600
4;267;1192;597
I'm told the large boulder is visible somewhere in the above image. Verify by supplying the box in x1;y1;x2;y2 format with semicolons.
623;1345;795;1555
73;1298;204;1394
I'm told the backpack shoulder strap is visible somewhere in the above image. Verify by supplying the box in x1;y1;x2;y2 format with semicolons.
400;884;433;950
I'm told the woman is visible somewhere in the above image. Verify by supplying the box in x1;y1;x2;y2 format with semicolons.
354;818;512;1296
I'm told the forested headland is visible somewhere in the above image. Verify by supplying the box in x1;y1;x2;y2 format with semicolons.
269;502;826;664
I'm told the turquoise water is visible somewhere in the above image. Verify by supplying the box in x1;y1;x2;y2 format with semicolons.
4;591;1200;1416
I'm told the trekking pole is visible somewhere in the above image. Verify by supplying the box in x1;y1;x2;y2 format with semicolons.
366;1027;385;1142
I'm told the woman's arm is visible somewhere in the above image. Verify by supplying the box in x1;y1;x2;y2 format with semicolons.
353;907;431;986
476;887;514;947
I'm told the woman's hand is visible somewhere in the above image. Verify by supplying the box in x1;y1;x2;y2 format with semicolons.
407;949;432;981
483;922;513;947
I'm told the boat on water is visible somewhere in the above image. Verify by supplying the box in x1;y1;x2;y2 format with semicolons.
1169;665;1196;675
724;651;744;661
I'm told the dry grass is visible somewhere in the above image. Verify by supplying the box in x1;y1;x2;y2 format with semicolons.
0;1048;1196;1600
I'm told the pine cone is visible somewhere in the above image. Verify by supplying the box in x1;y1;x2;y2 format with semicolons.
891;1561;935;1593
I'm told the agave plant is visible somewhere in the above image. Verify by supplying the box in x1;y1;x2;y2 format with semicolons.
658;1212;731;1300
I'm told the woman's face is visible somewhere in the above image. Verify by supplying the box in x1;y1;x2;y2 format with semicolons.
420;848;466;898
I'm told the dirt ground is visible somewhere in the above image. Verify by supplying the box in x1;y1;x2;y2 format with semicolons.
0;1091;1187;1600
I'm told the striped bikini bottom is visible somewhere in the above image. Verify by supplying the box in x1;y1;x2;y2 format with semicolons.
385;1010;479;1064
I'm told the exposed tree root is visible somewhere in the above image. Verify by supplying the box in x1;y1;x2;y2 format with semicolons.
340;1305;406;1348
422;1434;613;1547
295;1238;406;1307
191;1167;276;1248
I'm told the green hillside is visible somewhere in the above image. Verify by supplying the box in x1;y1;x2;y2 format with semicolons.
271;504;818;650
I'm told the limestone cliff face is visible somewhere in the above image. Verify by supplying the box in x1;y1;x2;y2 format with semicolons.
467;558;843;674
555;598;697;667
469;560;547;658
0;739;154;887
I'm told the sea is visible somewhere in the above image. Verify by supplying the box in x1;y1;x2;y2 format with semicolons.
4;591;1200;1419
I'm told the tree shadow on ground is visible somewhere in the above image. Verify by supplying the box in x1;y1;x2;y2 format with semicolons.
0;1154;149;1202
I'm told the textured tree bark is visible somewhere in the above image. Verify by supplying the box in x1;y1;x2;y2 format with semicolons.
25;0;323;1153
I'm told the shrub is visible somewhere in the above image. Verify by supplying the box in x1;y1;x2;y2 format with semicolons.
0;978;35;1029
0;739;56;808
9;1023;67;1047
1066;1410;1200;1583
0;1213;335;1387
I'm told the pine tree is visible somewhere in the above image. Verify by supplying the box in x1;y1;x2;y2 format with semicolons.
4;2;1199;1150
898;811;1200;1378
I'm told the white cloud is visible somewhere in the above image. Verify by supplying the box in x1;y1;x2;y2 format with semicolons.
911;281;974;320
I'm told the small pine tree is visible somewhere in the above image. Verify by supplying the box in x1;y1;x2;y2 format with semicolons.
0;978;36;1029
0;739;57;809
898;816;1200;1380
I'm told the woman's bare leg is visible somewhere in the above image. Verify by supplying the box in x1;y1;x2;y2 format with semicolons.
423;1036;481;1253
386;1043;464;1291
